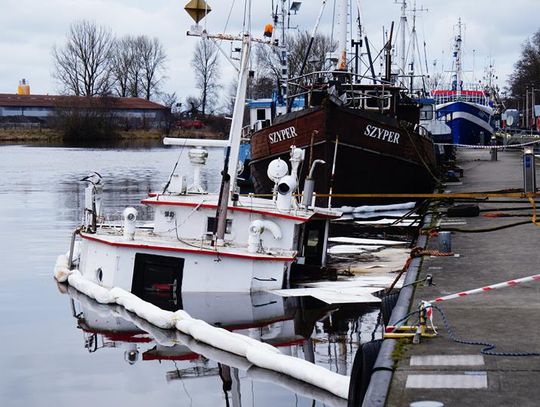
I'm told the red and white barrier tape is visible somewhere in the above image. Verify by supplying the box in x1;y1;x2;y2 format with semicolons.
435;139;540;150
428;273;540;303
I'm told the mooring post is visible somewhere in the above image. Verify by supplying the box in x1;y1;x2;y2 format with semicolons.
523;146;536;194
490;135;497;161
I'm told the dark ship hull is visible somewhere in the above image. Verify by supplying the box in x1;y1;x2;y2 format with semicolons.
250;99;437;207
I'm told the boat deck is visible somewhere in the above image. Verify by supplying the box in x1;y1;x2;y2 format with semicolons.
142;193;341;221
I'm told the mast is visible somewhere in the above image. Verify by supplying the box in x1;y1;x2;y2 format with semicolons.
409;1;427;93
226;34;251;190
273;0;289;104
454;18;463;96
397;0;407;77
336;0;349;70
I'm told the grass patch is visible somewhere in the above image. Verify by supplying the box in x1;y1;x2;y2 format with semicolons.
391;338;411;368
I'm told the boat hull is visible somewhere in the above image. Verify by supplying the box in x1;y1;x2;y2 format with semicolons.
436;101;494;145
250;101;437;206
79;237;289;296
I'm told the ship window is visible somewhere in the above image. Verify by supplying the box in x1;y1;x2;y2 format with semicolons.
257;109;266;120
302;220;326;265
364;91;391;110
420;106;434;120
206;217;233;234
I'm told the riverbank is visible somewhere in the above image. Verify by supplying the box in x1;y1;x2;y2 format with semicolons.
0;127;226;144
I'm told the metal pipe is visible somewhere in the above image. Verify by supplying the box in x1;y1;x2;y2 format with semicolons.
301;159;325;207
327;137;339;209
67;227;81;269
364;36;377;84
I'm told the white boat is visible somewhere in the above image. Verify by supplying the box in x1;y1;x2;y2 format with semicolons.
75;171;338;295
61;6;340;297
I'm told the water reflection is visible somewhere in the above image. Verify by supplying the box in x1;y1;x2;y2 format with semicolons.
0;145;382;406
60;283;379;406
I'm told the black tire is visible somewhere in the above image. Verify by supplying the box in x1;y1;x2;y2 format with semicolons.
348;339;383;407
447;204;480;217
381;290;400;326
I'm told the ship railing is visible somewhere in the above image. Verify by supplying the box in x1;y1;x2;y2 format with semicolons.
287;70;393;87
288;70;396;113
433;93;490;106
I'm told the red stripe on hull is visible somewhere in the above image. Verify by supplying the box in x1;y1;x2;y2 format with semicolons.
80;233;295;262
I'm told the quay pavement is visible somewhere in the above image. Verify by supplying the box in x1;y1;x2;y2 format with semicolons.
385;148;540;406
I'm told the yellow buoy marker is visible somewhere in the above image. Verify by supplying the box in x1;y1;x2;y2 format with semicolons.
184;0;212;23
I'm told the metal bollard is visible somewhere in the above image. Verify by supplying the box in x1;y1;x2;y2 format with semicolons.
523;146;536;194
438;231;452;253
490;135;497;161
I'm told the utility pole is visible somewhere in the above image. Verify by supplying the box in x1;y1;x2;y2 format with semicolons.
525;85;529;129
532;85;536;130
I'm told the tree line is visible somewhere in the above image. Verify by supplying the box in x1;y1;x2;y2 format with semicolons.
506;28;540;109
52;20;166;100
189;31;336;117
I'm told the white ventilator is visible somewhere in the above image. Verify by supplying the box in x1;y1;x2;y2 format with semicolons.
123;207;138;240
248;220;282;253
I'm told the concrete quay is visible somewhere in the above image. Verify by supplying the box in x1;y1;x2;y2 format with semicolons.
375;149;540;406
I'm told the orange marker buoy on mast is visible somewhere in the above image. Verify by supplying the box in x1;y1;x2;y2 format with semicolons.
263;24;273;38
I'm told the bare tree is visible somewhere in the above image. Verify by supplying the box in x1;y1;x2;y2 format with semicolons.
185;96;202;117
128;40;144;98
111;36;137;97
255;31;336;91
191;39;220;116
160;92;178;134
508;29;540;101
52;20;114;96
139;37;167;100
110;35;166;100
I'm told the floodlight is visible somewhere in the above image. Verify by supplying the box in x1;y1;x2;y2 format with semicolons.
290;2;302;13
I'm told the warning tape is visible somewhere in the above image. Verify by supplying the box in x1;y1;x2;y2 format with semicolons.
435;139;540;150
428;273;540;303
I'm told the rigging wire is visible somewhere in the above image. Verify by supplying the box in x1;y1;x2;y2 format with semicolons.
223;0;236;35
162;140;188;195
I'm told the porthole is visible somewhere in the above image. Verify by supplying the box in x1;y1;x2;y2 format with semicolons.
96;267;103;283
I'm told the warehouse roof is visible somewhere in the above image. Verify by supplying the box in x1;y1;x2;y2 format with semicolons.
0;94;167;110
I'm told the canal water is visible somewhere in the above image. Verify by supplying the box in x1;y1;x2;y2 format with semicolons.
0;144;379;407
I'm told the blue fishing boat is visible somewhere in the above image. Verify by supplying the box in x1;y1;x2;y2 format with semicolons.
430;19;495;145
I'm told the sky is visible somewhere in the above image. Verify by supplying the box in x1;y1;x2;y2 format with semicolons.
0;0;538;104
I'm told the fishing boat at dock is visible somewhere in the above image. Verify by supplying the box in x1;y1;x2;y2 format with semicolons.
430;19;496;145
248;0;438;208
250;87;438;207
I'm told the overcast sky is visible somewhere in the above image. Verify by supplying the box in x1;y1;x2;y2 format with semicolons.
1;0;538;103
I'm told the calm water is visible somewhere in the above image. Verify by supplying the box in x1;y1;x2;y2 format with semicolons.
0;144;378;407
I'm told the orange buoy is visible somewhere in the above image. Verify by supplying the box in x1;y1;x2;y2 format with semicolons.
264;24;273;38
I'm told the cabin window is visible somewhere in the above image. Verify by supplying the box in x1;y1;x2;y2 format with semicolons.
206;217;233;234
420;106;434;120
364;91;392;110
302;220;326;265
257;109;266;121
